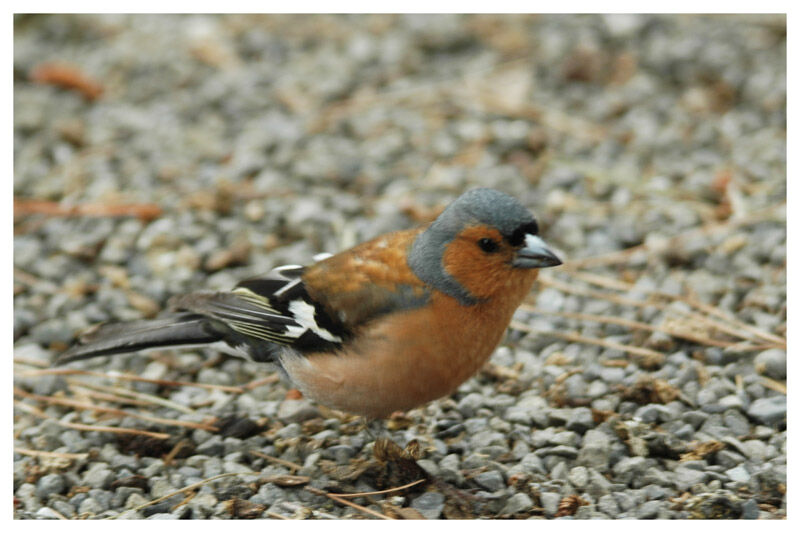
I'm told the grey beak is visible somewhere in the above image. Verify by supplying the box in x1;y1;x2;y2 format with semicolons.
513;234;562;269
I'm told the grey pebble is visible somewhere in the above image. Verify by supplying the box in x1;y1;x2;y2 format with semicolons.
474;470;505;492
410;491;446;519
754;349;786;380
674;467;708;491
636;500;664;519
78;497;105;516
725;465;751;484
577;429;611;470
35;507;62;520
146;513;180;519
567;466;589;489
597;494;620;516
277;399;320;423
540;492;562;517
747;396;786;425
741;498;760;519
501;492;533;515
83;464;115;490
35;473;65;501
565;407;594;433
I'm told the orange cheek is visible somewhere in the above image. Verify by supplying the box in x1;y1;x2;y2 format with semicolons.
441;241;511;299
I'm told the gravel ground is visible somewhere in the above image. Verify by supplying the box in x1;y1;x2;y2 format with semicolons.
13;14;786;519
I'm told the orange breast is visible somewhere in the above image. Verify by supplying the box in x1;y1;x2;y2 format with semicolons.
281;269;538;419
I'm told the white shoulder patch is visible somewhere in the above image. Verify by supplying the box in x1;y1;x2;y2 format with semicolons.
286;300;342;343
313;252;333;262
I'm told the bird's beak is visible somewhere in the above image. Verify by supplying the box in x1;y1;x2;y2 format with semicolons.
513;234;562;269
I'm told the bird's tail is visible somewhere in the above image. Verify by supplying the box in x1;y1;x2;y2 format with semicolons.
55;313;222;365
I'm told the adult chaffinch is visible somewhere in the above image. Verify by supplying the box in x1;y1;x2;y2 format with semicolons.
57;188;562;419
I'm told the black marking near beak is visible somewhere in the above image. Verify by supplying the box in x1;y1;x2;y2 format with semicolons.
512;234;562;269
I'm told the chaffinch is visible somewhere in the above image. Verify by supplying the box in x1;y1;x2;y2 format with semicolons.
57;188;561;419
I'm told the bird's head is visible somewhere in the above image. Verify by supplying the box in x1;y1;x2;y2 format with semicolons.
408;188;561;305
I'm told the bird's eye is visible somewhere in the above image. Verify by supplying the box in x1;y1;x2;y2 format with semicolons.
478;238;499;253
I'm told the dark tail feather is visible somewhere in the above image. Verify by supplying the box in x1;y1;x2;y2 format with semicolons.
55;314;222;365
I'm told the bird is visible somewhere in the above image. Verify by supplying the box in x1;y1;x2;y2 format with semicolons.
56;188;562;419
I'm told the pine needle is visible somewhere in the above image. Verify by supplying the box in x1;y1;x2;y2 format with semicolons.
14;400;170;439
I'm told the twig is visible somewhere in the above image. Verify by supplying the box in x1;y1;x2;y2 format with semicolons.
250;450;303;472
243;374;281;390
163;439;193;466
332;478;427;498
545;269;784;347
116;471;260;518
14;387;218;432
509;321;665;366
564;201;785;269
17;367;244;393
67;386;152;407
760;377;786;395
14;198;162;222
520;306;774;351
14;447;88;460
13;267;59;294
662;291;786;346
535;276;776;345
29;62;104;100
14;400;170;439
11;356;50;368
305;487;393;520
65;380;197;415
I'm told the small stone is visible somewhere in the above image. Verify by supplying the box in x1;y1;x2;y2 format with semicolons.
586;468;613;497
324;445;356;464
741;498;760;519
637;500;663;519
84;464;114;490
197;435;225;456
725;465;751;484
474;470;505;492
78;497;104;515
35;474;65;501
438;454;464;484
538;445;578;459
722;409;750;436
614;491;636;512
754;349;786;380
501;493;533;515
577;429;611;470
410;491;446;519
597;494;620;516
35;507;62;519
674;467;707;491
277;399;319;423
612;457;648;483
540;492;561;517
716;449;747;469
457;392;485;417
683;410;710;428
739;439;767;462
747;396;786;425
565;407;594;433
146;513;180;519
519;452;545;474
567;466;588;489
416;459;440;478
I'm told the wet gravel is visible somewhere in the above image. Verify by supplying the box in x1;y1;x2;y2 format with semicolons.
14;14;785;519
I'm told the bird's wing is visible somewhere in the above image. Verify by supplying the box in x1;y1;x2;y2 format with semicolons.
301;228;431;330
169;264;349;354
171;229;431;354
